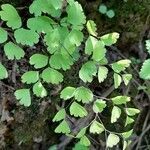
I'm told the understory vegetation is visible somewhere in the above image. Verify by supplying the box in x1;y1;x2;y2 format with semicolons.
0;0;150;149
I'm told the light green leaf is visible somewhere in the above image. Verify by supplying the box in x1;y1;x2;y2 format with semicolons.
98;66;108;83
67;1;86;29
0;27;7;43
73;142;89;150
49;0;63;9
21;71;39;84
68;29;83;46
89;120;104;134
55;120;70;134
0;4;21;29
14;89;31;107
29;0;61;17
4;42;25;60
122;74;132;86
122;129;133;139
80;136;91;147
86;20;97;36
76;127;87;138
27;16;54;33
60;87;76;100
14;28;39;46
106;133;120;148
111;106;121;123
100;32;119;46
93;99;106;113
79;61;97;83
33;81;47;98
41;67;63;84
85;36;98;55
0;63;8;79
98;4;107;14
140;59;150;79
74;87;93;103
53;109;66;122
70;102;88;117
92;41;106;62
99;57;108;65
125;116;134;126
49;53;73;71
106;10;115;18
114;73;122;89
145;40;150;54
44;27;69;54
123;141;127;150
111;96;130;105
125;108;140;116
112;59;131;73
29;54;48;69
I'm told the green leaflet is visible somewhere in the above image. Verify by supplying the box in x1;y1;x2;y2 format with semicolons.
60;87;76;100
93;99;106;113
21;71;39;84
92;41;106;62
111;106;121;123
33;81;47;98
85;36;98;55
29;0;61;17
14;28;39;46
111;96;130;105
125;108;140;116
106;133;120;148
73;142;89;150
74;86;93;103
79;136;91;147
0;63;8;79
70;102;88;117
112;59;131;73
29;54;48;69
140;59;150;79
41;67;63;84
55;120;70;134
67;1;86;29
53;109;66;122
98;66;108;83
122;129;133;139
44;27;69;54
14;89;31;107
125;116;134;126
145;40;150;54
114;73;122;89
49;53;73;71
49;0;63;9
76;127;87;138
86;20;97;37
0;4;22;29
0;27;7;43
100;32;119;46
68;29;83;46
79;61;97;83
27;16;54;33
89;120;104;134
122;74;132;85
4;42;25;60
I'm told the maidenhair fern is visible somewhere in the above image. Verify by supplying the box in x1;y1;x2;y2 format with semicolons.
140;39;150;79
0;0;139;149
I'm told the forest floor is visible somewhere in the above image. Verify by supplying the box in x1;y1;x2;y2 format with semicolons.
0;0;150;149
